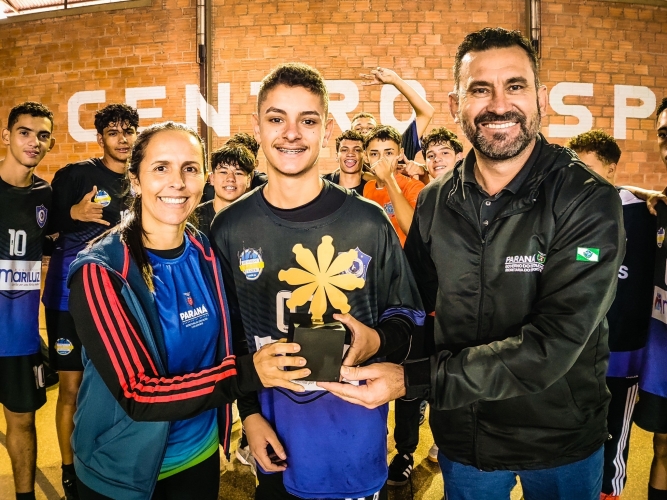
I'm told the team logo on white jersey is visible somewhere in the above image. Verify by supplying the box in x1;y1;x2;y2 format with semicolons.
340;247;372;280
35;205;47;228
0;260;41;290
94;190;112;207
658;228;665;248
239;247;264;280
653;286;667;325
504;251;546;273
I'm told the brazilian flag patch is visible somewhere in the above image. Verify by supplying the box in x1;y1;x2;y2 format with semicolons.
576;247;600;262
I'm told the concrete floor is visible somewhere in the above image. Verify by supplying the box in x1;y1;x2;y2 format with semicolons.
0;393;655;500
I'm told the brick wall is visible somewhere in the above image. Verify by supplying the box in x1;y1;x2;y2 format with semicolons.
1;0;666;187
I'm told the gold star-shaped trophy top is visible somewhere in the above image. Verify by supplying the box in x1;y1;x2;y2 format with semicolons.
278;236;365;324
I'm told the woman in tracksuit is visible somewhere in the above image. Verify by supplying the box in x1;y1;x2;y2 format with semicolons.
66;121;309;500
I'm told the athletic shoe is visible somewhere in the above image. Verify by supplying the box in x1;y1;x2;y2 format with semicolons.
62;465;79;500
419;400;427;425
386;453;414;486
600;494;620;500
235;438;257;477
427;443;439;463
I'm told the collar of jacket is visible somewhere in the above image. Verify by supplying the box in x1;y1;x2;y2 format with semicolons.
446;134;579;221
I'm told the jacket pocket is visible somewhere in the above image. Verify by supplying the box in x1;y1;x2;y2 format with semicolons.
90;415;165;492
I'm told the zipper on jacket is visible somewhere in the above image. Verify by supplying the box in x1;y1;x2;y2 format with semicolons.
472;402;481;469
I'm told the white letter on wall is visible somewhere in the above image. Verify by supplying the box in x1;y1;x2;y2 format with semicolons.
325;80;359;131
614;85;656;139
379;81;426;133
68;90;106;142
185;83;230;137
547;82;594;138
125;87;166;131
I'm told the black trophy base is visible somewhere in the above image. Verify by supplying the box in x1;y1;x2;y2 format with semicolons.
288;319;346;382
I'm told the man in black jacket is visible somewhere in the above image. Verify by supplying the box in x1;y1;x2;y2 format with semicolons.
321;28;625;500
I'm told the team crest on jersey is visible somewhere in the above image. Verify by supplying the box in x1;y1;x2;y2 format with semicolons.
184;292;194;307
278;236;365;323
55;338;74;356
94;190;112;207
35;205;47;228
383;202;395;216
658;228;665;248
339;247;372;280
239;247;264;281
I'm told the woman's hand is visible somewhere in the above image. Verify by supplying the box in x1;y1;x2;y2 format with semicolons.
252;340;310;392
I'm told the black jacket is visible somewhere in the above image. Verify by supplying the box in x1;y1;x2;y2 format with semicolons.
403;136;625;471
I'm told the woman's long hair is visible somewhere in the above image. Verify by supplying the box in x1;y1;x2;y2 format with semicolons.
120;121;207;291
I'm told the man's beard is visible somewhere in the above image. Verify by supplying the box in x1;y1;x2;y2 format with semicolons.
460;107;541;161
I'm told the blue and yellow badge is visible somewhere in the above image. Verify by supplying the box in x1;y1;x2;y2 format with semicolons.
94;189;112;207
35;204;48;228
55;338;74;356
658;228;665;248
341;247;372;281
239;247;264;281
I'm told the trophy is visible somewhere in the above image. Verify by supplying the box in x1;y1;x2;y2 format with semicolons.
279;236;366;382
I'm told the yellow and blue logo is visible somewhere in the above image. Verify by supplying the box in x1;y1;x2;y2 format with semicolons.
239;248;264;281
94;189;112;207
55;338;74;356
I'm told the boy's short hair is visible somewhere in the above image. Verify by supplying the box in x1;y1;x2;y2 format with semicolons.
7;101;54;131
335;130;365;152
422;127;464;156
454;27;539;92
351;112;376;124
94;104;139;134
566;130;622;165
225;132;260;158
657;97;667;122
257;63;329;115
363;125;402;150
210;144;255;175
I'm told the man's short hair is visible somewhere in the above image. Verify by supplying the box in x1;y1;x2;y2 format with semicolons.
422;127;464;156
210;144;255;175
363;125;402;150
454;27;540;91
225;132;259;158
657;97;667;122
351;112;376;124
335;130;365;152
7;101;54;131
257;63;329;115
94;104;139;134
566;130;621;165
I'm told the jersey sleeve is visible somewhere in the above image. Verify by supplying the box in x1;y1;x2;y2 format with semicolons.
48;166;84;234
69;263;262;422
401;119;421;161
210;214;262;419
375;217;425;356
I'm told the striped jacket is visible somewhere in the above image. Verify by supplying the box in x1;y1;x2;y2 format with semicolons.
67;227;261;499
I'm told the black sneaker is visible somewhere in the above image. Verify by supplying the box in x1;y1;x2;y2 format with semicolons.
386;453;413;486
62;465;79;500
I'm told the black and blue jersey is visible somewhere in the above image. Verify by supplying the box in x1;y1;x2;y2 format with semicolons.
606;189;655;378
211;182;423;499
43;158;127;311
0;174;52;356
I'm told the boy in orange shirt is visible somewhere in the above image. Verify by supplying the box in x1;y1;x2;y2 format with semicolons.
362;126;424;246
